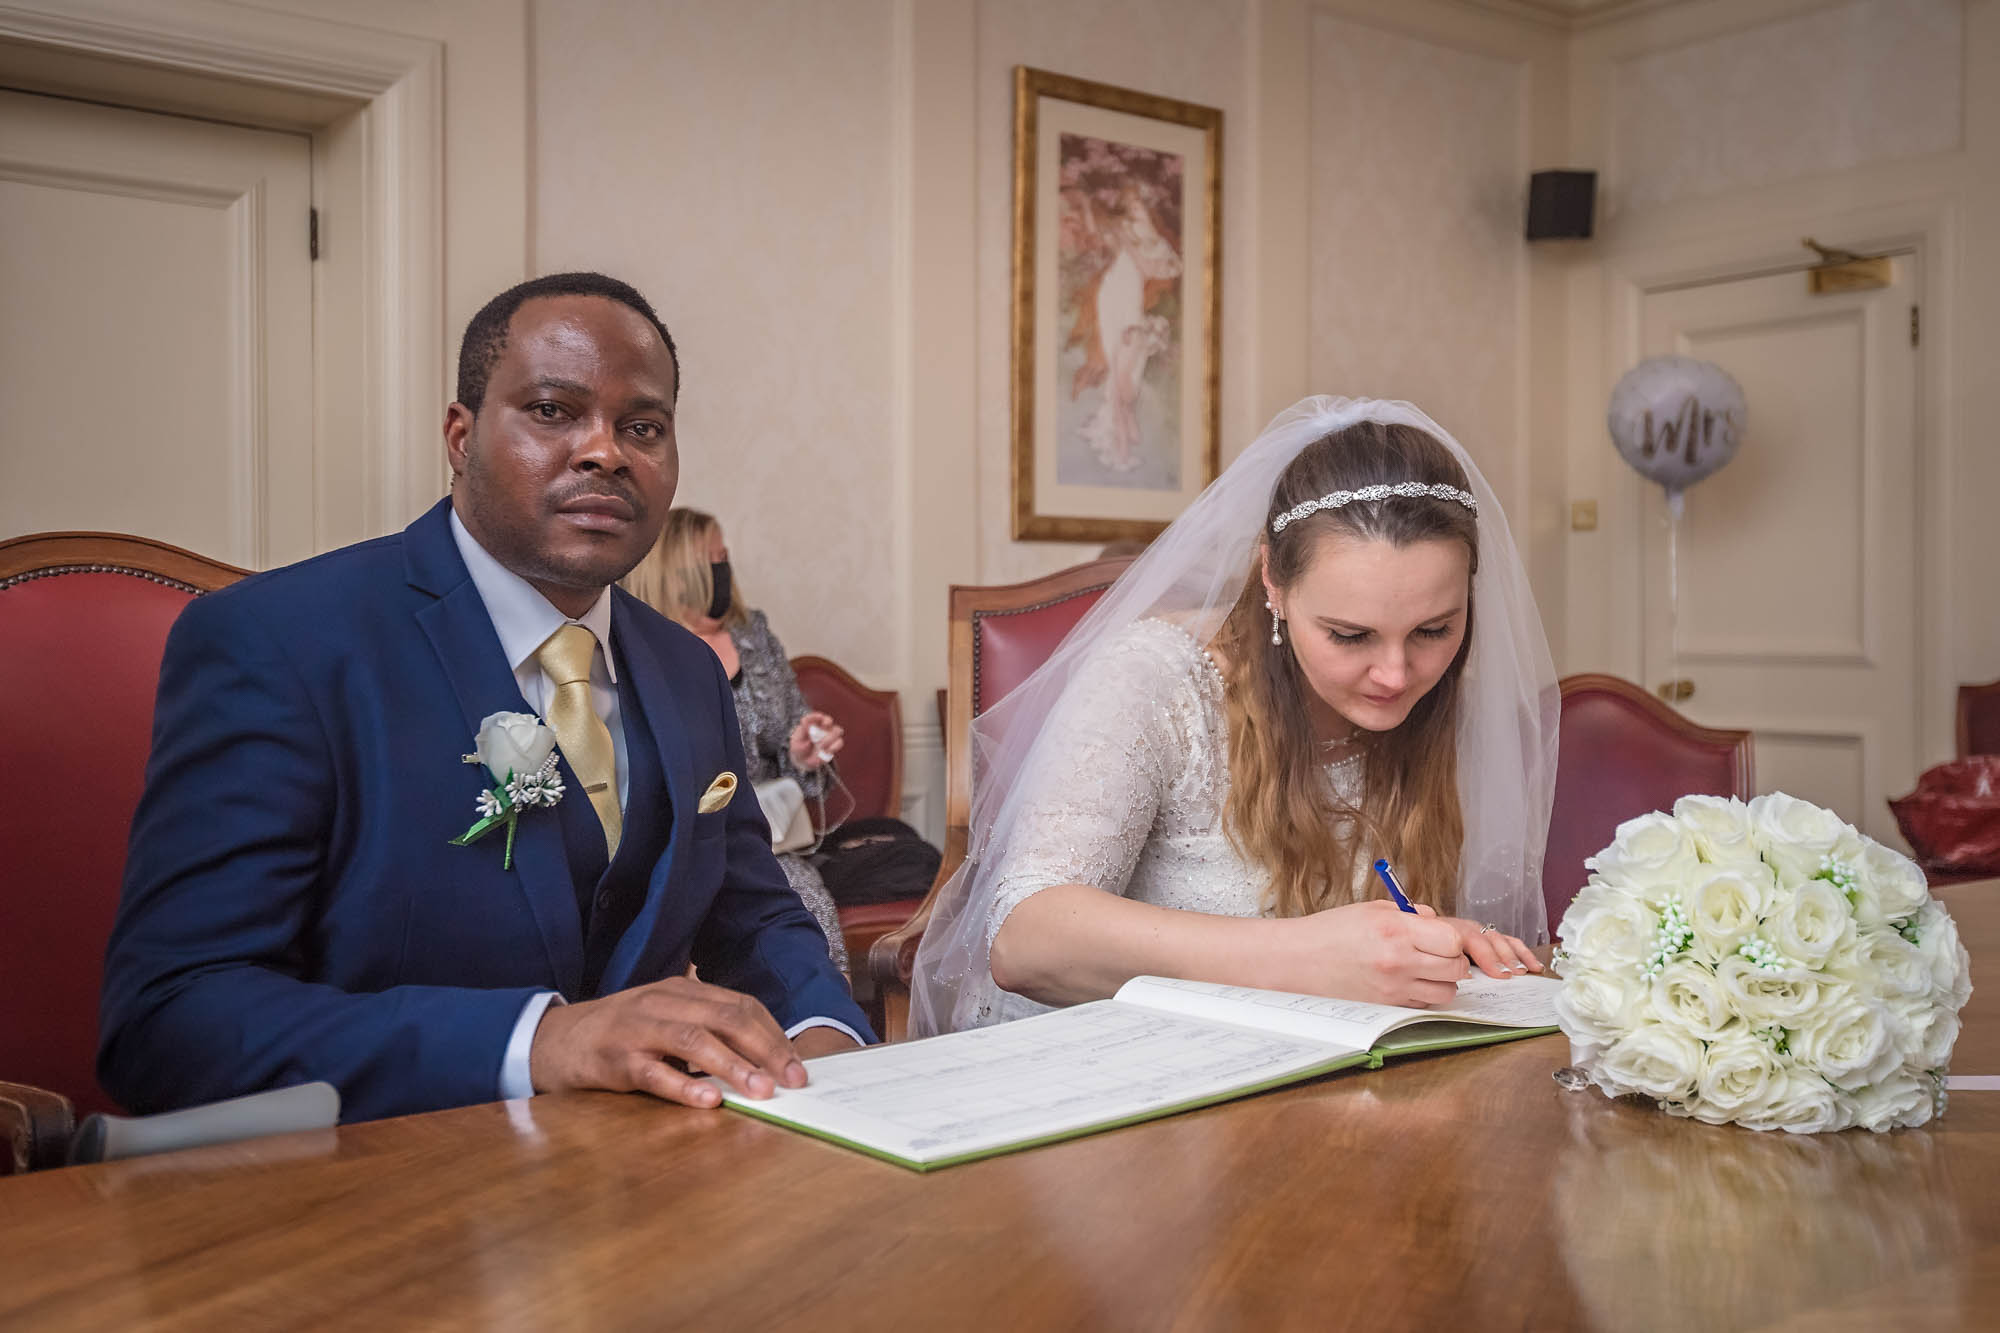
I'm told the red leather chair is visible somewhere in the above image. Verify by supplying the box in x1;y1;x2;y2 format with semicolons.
1959;679;2000;758
791;655;903;829
1545;674;1754;937
0;532;246;1171
864;557;1133;1040
790;655;913;970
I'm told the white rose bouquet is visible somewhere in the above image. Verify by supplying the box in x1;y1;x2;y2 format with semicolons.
1554;793;1972;1132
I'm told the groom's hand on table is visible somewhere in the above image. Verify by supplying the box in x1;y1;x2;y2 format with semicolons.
529;974;807;1108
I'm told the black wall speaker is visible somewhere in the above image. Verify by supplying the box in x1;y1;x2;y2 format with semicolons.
1526;170;1596;240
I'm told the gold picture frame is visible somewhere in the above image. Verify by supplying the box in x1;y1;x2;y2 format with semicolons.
1010;66;1222;543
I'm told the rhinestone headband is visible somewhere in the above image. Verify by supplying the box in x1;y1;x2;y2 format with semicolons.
1270;482;1477;534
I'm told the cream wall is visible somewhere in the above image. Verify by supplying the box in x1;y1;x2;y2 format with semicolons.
533;0;903;684
524;0;1576;664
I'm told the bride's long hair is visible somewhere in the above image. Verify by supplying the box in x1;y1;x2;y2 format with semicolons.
1212;421;1479;917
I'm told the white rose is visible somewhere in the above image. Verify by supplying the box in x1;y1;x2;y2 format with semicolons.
1715;956;1822;1026
1557;882;1659;974
1651;960;1735;1040
1843;1070;1934;1132
1690;1026;1785;1120
1591;1022;1702;1101
1912;901;1973;1009
1851;838;1931;925
1684;864;1774;962
1830;925;1931;1001
1790;992;1903;1091
1586;812;1702;897
1673;794;1760;865
1555;967;1644;1060
1917;1006;1960;1071
475;710;557;783
1734;1066;1843;1134
1748;792;1859;883
1765;876;1856;969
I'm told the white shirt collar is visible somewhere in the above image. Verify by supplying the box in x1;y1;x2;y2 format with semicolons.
449;507;618;683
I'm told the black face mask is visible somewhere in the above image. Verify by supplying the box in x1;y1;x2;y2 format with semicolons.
706;561;732;620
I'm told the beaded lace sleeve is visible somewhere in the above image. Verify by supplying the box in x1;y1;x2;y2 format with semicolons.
984;619;1223;943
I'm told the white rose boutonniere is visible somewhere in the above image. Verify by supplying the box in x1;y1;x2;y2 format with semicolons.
450;710;565;869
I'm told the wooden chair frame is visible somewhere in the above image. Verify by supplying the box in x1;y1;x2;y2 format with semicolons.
864;557;1132;1040
0;531;248;595
0;531;247;1172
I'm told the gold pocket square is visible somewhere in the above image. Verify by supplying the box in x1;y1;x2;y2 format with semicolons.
697;772;738;815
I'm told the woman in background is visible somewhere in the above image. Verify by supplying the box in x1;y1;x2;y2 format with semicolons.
623;509;849;974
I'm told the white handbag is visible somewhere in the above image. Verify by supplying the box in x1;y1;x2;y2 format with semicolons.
752;775;815;854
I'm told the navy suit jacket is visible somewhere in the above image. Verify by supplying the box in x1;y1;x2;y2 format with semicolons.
100;499;871;1122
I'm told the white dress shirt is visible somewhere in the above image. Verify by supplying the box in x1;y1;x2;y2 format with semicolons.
448;512;860;1100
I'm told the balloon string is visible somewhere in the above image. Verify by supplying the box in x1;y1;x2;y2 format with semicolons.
1666;490;1683;701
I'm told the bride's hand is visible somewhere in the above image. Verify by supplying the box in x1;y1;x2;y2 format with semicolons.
1446;917;1543;978
1279;900;1471;1008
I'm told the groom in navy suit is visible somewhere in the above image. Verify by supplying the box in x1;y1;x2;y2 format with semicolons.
100;272;871;1123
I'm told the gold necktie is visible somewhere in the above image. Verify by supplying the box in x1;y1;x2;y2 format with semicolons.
535;623;621;857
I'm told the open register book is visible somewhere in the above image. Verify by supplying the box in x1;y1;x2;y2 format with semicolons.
718;973;1561;1171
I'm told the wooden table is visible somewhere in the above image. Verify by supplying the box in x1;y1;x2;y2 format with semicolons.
4;881;1997;1332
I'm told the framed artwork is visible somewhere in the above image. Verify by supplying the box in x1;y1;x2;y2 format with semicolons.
1010;66;1222;543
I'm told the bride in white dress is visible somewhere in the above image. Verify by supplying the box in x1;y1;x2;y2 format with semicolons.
912;397;1560;1035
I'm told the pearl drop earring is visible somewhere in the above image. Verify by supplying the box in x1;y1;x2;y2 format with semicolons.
1266;599;1283;646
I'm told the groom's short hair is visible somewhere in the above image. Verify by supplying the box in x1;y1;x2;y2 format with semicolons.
455;271;679;413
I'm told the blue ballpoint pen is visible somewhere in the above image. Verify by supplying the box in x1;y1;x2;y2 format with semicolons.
1373;858;1417;913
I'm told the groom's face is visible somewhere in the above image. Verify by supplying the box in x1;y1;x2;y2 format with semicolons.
445;294;679;616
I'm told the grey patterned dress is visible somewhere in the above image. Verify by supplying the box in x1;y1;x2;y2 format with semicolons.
728;609;848;974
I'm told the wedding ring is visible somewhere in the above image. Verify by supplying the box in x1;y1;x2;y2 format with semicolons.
1478;923;1498;934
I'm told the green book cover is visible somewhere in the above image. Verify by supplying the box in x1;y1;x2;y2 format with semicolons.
719;974;1562;1171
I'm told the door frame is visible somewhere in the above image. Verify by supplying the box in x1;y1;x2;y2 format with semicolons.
0;0;452;548
1586;194;1960;766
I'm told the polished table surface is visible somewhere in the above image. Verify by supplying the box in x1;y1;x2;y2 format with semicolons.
4;881;1998;1332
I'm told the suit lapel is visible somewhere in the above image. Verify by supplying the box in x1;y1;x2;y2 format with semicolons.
407;502;585;995
597;596;700;993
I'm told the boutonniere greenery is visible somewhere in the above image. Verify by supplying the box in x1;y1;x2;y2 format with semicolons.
451;711;565;869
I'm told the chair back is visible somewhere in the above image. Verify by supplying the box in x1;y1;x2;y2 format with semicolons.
866;557;1132;1037
791;655;903;827
1959;679;2000;758
1545;673;1753;938
0;533;246;1115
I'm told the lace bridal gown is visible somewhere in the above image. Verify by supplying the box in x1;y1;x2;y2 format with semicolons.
970;617;1364;1026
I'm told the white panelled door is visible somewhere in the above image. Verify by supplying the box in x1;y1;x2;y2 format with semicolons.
1638;259;1919;844
0;89;313;569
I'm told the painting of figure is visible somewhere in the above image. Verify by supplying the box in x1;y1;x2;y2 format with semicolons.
1054;134;1185;491
1010;66;1218;542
